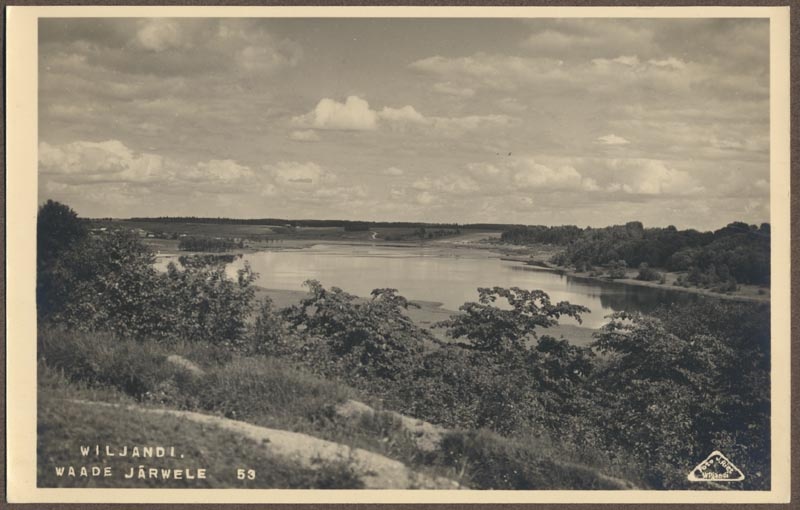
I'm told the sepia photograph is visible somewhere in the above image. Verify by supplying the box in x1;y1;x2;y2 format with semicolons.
5;4;792;505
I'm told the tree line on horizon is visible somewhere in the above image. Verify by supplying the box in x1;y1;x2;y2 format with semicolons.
120;216;467;230
109;214;767;234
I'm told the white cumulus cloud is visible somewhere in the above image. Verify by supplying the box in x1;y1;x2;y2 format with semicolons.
292;96;378;131
293;95;512;136
39;140;165;184
512;159;583;190
379;105;426;123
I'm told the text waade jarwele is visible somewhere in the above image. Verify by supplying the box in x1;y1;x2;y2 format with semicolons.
52;444;208;481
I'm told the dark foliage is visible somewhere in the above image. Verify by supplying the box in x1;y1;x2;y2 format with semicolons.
501;221;772;286
37;203;257;345
434;286;589;353
588;301;770;488
282;280;428;380
128;216;462;231
162;259;257;345
343;222;371;231
501;225;582;246
37;200;89;319
635;262;662;282
178;236;243;252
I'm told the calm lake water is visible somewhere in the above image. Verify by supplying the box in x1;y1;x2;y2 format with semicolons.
216;244;702;329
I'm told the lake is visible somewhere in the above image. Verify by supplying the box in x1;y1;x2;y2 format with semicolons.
215;244;702;329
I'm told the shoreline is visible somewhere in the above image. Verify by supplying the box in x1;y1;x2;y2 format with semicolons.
499;255;770;304
153;236;770;306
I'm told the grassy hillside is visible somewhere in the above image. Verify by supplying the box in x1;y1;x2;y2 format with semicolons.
39;384;363;489
38;328;642;489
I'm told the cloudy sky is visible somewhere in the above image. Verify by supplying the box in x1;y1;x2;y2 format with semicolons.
38;17;769;229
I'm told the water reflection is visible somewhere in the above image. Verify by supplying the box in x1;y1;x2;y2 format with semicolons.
211;246;711;329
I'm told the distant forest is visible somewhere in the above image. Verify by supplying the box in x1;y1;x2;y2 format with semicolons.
503;221;771;286
123;216;477;230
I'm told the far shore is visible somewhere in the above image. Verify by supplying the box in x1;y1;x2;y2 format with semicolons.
151;233;771;306
498;254;770;304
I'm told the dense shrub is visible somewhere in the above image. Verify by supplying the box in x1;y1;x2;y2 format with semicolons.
606;260;627;279
282;280;428;380
384;289;594;435
37;202;258;345
248;297;295;356
635;263;662;282
587;302;770;489
682;264;739;292
41;230;168;339
343;222;370;232
162;258;257;345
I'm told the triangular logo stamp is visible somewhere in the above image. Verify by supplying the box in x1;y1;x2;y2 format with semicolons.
687;450;745;482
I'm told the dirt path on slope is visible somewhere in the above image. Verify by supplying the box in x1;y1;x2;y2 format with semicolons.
71;400;464;490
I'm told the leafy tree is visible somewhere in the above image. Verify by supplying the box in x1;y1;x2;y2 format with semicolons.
635;262;662;282
589;305;769;489
653;301;770;486
606;260;627;279
42;229;183;342
435;287;589;354
162;257;257;345
37;202;258;345
590;312;731;486
37;200;88;318
283;280;428;379
37;200;87;268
